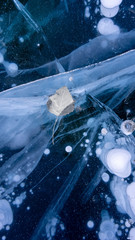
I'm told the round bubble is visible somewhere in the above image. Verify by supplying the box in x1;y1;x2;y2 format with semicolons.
65;145;72;153
100;0;123;9
121;120;135;135
100;4;119;18
106;148;131;178
97;18;120;35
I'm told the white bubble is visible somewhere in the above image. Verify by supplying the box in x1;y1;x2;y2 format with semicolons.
96;147;102;156
2;236;6;240
44;148;50;155
125;219;131;228
69;76;73;81
65;146;72;153
100;4;119;18
97;18;120;35
101;128;108;135
121;120;135;135
106;148;131;178
19;37;24;43
13;175;21;182
5;225;10;230
5;62;18;76
85;6;90;18
87;220;94;229
100;0;122;8
20;182;25;188
102;172;110;182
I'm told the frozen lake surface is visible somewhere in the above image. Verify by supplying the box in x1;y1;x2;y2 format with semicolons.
0;0;135;239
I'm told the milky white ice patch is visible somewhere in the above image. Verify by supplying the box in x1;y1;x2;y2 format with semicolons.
100;4;119;18
106;148;131;178
0;200;13;230
98;210;118;240
97;18;120;35
100;0;123;9
126;182;135;215
128;228;135;240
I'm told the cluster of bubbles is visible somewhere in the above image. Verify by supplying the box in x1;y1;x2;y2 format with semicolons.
84;0;123;35
97;0;123;35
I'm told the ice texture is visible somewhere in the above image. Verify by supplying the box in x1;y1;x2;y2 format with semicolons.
0;200;13;230
110;177;135;221
0;2;135;238
12;29;135;78
98;210;118;240
0;48;135;239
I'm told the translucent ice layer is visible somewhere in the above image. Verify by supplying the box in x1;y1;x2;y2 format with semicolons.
30;92;135;239
12;29;135;79
0;1;135;240
98;210;118;240
110;177;135;221
0;200;13;230
0;51;135;239
0;50;135;199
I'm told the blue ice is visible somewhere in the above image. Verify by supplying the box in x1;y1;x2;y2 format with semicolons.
0;1;135;238
0;47;135;239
